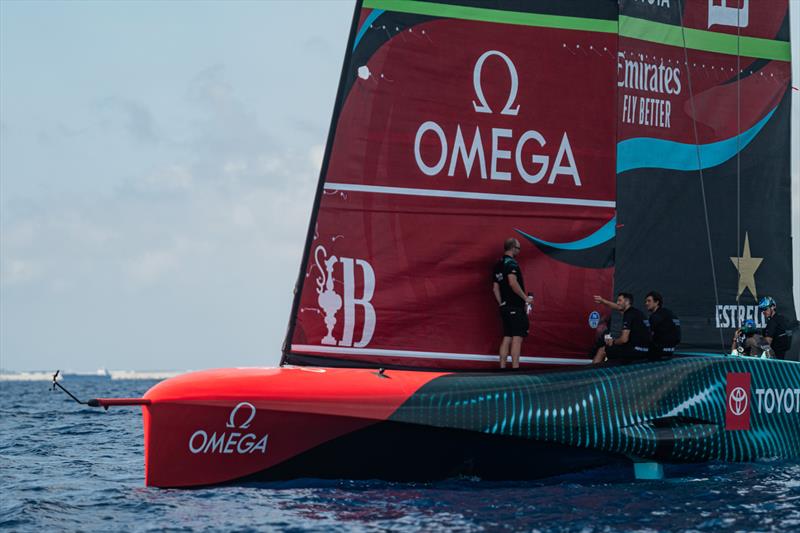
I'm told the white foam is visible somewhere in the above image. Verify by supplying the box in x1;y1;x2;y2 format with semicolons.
108;370;184;380
0;370;186;381
0;371;63;382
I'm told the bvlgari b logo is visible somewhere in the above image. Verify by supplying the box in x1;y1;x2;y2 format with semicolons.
313;245;376;348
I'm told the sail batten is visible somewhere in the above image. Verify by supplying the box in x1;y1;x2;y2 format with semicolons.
323;183;618;208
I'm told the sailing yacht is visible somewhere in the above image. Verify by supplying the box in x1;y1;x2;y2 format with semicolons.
90;0;800;487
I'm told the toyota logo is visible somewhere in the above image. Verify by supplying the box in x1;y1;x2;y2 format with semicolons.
728;386;748;416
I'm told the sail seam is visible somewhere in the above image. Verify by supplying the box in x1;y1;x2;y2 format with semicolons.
677;0;727;352
324;183;616;208
736;8;742;309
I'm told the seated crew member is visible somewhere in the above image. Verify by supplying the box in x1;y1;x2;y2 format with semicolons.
492;237;533;369
731;319;773;358
644;291;681;358
759;296;792;360
592;293;650;364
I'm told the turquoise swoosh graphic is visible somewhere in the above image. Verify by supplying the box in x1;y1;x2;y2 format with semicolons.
515;217;616;251
353;9;385;50
616;107;776;173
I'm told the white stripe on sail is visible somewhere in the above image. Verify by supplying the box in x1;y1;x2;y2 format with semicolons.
291;344;591;366
324;183;616;209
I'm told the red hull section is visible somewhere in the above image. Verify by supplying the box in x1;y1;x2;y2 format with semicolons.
142;367;442;487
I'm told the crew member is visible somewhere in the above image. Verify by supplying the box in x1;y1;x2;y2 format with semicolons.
759;296;792;360
730;319;773;358
493;238;533;369
644;291;681;358
592;293;650;364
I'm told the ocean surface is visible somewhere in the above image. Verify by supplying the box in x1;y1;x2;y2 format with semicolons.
1;375;799;532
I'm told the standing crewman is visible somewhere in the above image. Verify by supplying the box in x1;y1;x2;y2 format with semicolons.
644;291;681;358
592;293;650;364
492;238;533;369
759;296;792;360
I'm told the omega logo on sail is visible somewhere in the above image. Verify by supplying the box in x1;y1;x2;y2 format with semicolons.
413;50;581;186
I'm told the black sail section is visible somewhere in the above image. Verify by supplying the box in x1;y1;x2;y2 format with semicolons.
614;0;796;357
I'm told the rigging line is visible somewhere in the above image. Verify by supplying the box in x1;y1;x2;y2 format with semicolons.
677;0;727;352
736;4;741;311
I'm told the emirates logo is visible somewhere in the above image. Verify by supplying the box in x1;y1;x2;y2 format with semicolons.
728;386;749;416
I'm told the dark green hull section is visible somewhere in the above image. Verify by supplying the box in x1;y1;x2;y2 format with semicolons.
389;356;800;463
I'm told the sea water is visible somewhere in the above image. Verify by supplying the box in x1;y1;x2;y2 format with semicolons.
1;376;798;532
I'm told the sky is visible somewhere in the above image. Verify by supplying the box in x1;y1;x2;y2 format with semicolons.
1;1;799;372
0;1;352;371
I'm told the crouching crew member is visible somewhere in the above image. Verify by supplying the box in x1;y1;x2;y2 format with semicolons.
731;319;773;357
759;296;792;360
592;293;650;364
644;291;681;358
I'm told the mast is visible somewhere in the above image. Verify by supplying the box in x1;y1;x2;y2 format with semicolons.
791;0;799;322
282;0;365;365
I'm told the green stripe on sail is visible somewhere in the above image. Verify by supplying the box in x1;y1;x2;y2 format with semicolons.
361;0;790;62
362;0;618;34
619;16;791;62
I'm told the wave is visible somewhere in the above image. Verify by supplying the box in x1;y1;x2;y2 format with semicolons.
0;369;186;381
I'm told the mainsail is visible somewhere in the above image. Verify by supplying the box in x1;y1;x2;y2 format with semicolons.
283;0;796;369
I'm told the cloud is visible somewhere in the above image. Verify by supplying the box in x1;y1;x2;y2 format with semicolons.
0;258;41;286
183;65;275;168
98;97;159;145
0;62;326;370
117;100;158;144
142;164;193;192
308;144;325;171
125;249;179;286
301;36;331;55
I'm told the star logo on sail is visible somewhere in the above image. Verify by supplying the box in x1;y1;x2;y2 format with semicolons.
730;232;763;300
715;232;766;329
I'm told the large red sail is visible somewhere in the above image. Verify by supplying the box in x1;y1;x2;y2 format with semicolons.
283;0;619;370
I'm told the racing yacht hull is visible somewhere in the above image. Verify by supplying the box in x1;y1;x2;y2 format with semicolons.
142;357;799;487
